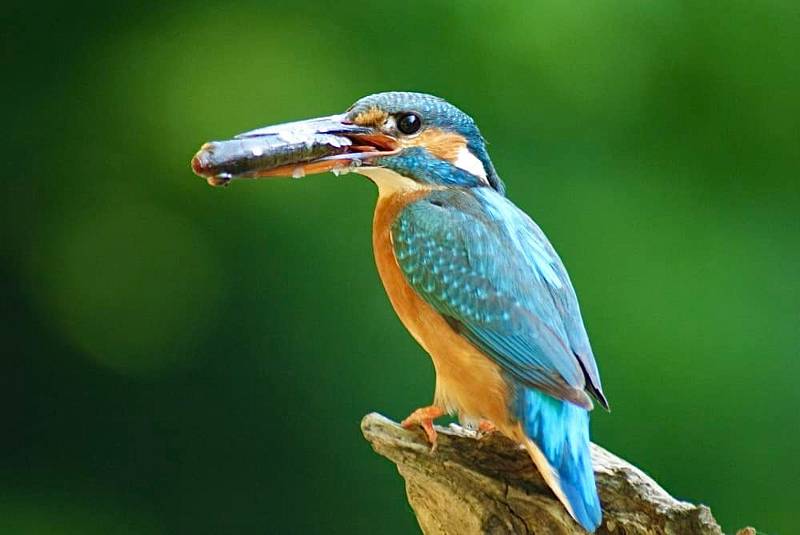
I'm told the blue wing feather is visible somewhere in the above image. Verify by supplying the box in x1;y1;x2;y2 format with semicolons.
391;187;606;408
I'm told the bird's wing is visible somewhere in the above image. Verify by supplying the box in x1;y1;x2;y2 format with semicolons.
391;188;606;409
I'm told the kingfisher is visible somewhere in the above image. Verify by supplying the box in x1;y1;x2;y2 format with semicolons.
192;92;608;532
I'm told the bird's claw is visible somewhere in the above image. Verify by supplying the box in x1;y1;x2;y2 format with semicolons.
477;419;497;437
401;406;444;451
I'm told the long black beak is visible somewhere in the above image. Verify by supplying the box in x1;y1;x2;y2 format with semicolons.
191;114;398;187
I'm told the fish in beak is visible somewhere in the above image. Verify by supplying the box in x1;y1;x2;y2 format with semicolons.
190;114;398;186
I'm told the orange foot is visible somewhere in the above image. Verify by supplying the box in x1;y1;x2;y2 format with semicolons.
478;419;497;435
401;406;445;449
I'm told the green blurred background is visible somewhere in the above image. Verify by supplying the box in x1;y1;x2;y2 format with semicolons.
4;1;798;533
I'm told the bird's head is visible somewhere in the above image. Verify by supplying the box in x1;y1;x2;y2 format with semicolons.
344;92;504;193
191;92;505;193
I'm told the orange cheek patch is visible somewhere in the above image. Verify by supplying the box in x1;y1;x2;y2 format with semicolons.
403;128;467;162
352;107;389;127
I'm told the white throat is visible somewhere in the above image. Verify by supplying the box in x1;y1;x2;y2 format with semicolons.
357;167;430;197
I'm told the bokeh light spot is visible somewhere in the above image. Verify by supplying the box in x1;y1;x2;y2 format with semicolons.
32;202;222;375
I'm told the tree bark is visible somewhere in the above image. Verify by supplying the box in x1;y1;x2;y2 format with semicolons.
361;413;755;535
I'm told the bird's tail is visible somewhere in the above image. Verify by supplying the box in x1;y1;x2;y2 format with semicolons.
517;388;602;532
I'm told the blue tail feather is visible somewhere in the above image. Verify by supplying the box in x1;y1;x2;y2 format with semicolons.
518;387;602;532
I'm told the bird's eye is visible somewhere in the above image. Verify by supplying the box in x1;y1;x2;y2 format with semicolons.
397;113;422;135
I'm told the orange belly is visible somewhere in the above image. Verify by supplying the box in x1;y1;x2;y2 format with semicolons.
372;190;513;427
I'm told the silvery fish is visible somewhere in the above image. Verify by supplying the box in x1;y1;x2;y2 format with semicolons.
191;115;376;187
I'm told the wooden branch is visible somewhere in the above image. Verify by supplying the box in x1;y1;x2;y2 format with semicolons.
361;413;756;535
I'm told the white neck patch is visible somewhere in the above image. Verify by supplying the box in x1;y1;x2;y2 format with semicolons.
452;146;489;185
357;167;429;197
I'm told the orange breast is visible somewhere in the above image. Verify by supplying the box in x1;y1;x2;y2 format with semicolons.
372;191;513;427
